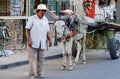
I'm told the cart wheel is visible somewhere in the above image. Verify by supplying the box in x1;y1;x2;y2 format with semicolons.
72;41;82;58
109;39;120;59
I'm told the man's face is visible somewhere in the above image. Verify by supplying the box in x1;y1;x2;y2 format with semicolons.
37;10;47;18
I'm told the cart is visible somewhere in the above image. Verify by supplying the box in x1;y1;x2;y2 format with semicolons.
72;21;120;59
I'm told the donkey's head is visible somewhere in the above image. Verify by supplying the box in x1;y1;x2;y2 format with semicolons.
54;20;66;42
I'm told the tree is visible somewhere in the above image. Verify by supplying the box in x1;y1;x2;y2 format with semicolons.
42;0;48;5
34;0;48;9
34;0;40;9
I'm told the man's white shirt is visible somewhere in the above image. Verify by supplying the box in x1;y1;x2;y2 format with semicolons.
26;15;50;49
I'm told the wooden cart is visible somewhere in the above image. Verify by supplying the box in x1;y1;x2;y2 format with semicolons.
72;22;120;59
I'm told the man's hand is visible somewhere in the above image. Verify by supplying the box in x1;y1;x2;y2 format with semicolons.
47;32;52;47
65;35;71;40
27;40;32;47
48;40;52;47
26;29;32;47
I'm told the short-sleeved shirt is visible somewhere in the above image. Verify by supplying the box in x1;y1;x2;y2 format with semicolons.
26;15;50;49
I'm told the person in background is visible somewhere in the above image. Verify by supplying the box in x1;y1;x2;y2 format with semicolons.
26;4;52;79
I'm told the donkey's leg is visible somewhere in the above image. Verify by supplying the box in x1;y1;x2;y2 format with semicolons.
61;41;67;70
67;40;73;71
74;40;81;65
82;34;86;64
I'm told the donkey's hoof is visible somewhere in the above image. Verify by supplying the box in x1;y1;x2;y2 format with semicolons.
73;62;77;66
82;60;86;64
61;65;67;70
68;65;73;71
73;63;76;66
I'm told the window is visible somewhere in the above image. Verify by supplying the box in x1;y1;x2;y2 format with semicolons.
0;0;10;16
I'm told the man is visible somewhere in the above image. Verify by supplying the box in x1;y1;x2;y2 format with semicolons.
26;4;52;79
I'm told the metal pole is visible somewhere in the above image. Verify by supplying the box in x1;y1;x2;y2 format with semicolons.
28;0;31;16
55;0;58;15
22;0;27;49
53;0;59;46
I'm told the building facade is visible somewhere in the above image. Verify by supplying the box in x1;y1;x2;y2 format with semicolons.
0;0;75;16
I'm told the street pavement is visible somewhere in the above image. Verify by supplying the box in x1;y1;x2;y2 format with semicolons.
0;50;120;79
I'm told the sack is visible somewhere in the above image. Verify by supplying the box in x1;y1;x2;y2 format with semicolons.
99;0;111;6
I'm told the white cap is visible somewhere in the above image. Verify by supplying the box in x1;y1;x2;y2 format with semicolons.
34;4;48;13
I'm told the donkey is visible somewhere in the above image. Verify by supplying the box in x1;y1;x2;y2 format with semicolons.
73;15;88;65
54;15;88;70
54;16;76;71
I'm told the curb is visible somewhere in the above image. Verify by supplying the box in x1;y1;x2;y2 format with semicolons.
0;54;62;69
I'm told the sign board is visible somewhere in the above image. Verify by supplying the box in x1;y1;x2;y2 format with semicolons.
10;0;22;16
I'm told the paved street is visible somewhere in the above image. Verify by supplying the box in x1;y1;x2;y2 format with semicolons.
0;50;120;79
1;0;120;79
